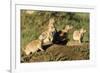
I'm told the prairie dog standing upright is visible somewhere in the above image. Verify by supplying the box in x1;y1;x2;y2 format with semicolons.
60;25;73;36
73;28;86;43
39;18;56;45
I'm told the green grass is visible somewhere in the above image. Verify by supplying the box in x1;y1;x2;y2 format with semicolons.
21;10;90;62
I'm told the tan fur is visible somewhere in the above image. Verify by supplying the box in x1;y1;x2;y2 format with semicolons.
48;18;55;26
73;28;86;43
60;25;73;36
41;30;53;44
24;39;44;56
39;18;56;45
61;25;73;33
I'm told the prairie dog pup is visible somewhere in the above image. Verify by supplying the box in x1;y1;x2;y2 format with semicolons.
73;28;86;43
39;26;56;45
23;37;45;56
39;18;56;45
60;25;73;36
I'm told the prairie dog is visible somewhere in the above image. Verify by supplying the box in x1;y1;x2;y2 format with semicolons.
60;25;73;36
39;18;56;45
73;28;86;43
39;26;56;45
23;37;46;56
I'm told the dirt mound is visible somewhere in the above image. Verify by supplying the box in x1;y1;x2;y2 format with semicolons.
21;43;89;63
